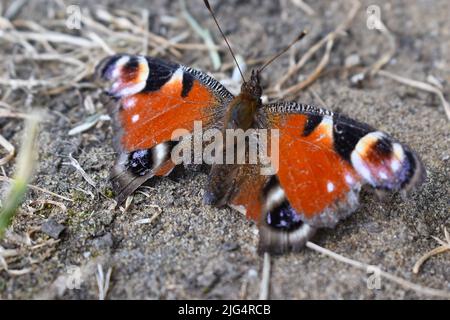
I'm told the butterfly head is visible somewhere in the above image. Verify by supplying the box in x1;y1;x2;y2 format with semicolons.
240;70;262;101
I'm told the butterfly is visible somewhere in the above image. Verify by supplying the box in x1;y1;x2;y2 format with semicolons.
95;5;425;255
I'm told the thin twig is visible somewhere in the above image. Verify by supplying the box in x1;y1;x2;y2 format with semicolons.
413;227;450;274
28;199;67;213
368;20;396;76
140;9;149;55
306;241;450;299
179;0;221;70
290;0;316;16
96;264;112;300
68;114;111;136
378;70;450;121
0;134;15;165
259;252;271;300
273;0;360;92
363;17;450;121
63;153;97;189
279;38;334;98
0;176;73;202
134;206;163;225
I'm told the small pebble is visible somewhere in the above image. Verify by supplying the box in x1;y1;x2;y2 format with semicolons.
345;54;361;68
93;233;114;250
248;269;258;278
41;219;65;239
222;242;239;252
350;73;365;88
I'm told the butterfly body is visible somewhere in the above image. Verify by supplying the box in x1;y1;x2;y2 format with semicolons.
96;54;425;254
222;71;262;131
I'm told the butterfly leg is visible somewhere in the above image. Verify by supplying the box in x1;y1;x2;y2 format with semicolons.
203;163;239;207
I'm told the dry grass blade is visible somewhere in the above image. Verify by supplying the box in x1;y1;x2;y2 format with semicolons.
93;8;181;57
273;0;360;92
363;17;450;121
413;227;450;274
0;176;73;202
0;236;51;276
86;32;116;55
279;38;334;98
68;114;111;136
134;206;163;225
7;30;96;47
368;20;396;76
28;199;68;213
259;252;271;300
64;153;97;189
0;109;34;119
0;112;42;237
0;134;15;165
140;9;149;55
6;268;32;276
291;0;316;15
96;264;113;300
306;241;450;299
4;0;27;19
413;246;450;274
179;0;221;70
120;195;134;213
0;52;88;91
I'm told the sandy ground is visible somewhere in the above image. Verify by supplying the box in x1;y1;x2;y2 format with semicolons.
0;0;449;299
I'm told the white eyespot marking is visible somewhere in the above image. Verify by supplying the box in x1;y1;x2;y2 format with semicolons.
131;114;140;123
389;143;405;172
393;143;405;161
379;171;388;180
266;185;285;210
153;142;169;167
134;149;148;158
112;56;131;78
345;174;355;185
355;131;385;155
112;56;149;97
119;83;145;97
123;97;137;110
327;181;335;193
167;67;184;86
351;151;375;186
315;117;333;142
288;223;315;245
391;159;401;172
136;56;150;83
228;204;247;216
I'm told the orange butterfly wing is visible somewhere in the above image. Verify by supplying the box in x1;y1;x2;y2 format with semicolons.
249;102;425;253
97;55;233;204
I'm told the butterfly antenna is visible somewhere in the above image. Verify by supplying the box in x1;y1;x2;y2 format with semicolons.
203;0;246;83
258;30;308;73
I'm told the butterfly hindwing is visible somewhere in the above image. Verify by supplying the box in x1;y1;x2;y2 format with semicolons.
96;54;234;204
250;101;425;253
